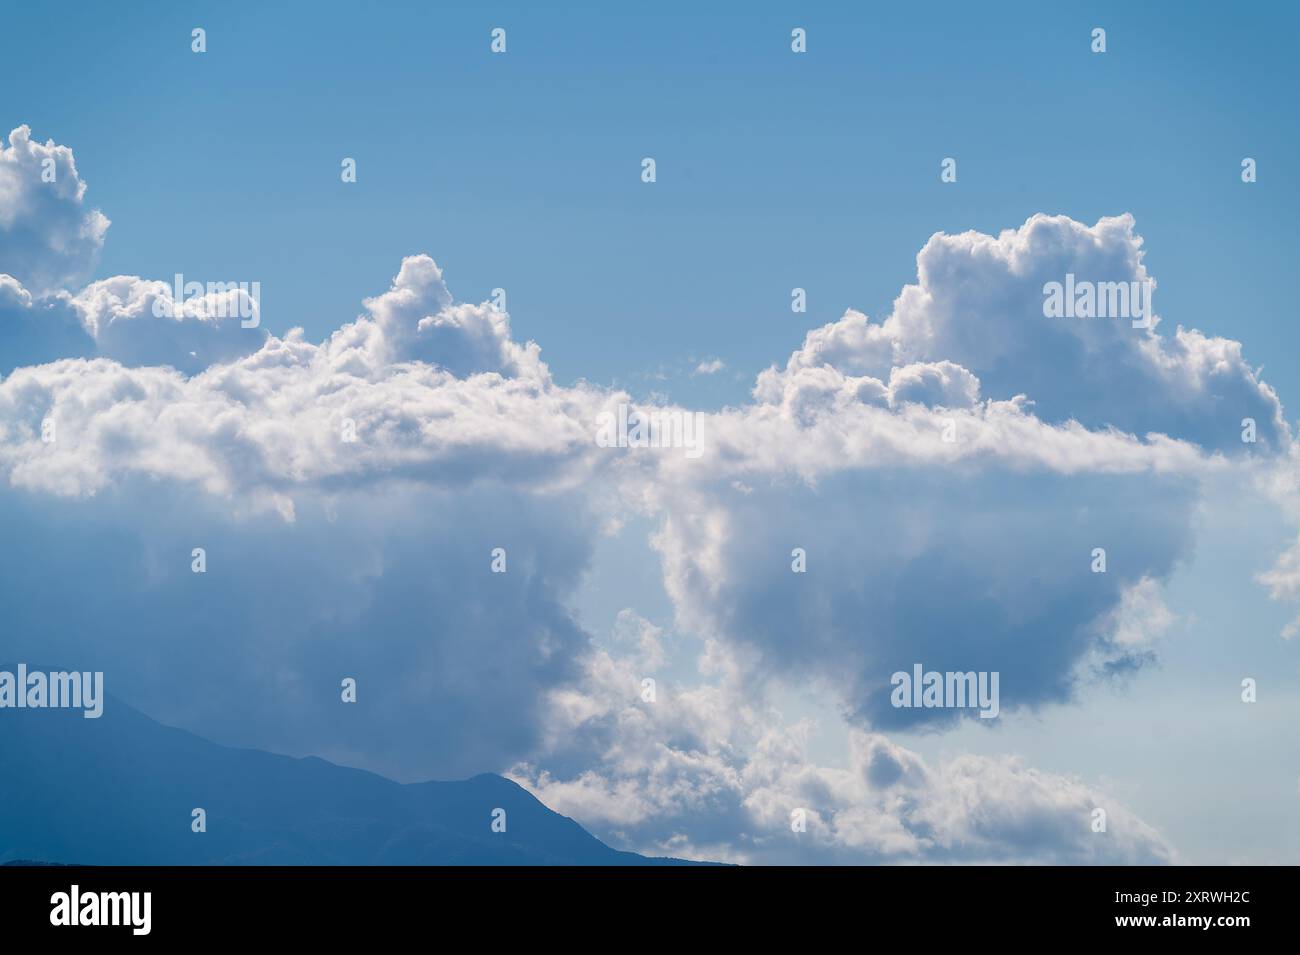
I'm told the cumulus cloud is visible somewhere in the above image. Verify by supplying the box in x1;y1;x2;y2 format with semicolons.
510;620;1173;863
0;276;271;377
623;215;1282;740
0;125;109;294
0;130;619;777
1;126;1289;862
0;156;265;376
68;275;267;374
887;359;981;409
645;467;1201;732
353;255;543;379
0;480;600;780
761;214;1287;453
0;316;611;500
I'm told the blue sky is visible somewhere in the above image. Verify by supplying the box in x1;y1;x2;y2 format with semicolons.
2;1;1299;864
7;1;1298;405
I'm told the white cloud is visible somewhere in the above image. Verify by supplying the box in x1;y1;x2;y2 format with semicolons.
1;126;1291;862
511;628;1174;864
67;275;267;374
886;359;981;409
354;255;544;379
762;214;1287;453
1104;576;1179;649
0;125;109;294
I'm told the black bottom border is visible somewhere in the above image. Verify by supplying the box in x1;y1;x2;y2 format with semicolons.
0;864;1280;940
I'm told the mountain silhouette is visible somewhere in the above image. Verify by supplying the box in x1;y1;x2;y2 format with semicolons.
0;690;700;865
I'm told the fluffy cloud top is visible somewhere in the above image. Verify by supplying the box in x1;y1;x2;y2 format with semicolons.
759;214;1286;453
0;268;268;378
0;125;109;294
355;255;543;378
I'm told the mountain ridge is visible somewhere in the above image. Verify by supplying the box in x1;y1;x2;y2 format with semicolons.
0;689;708;866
